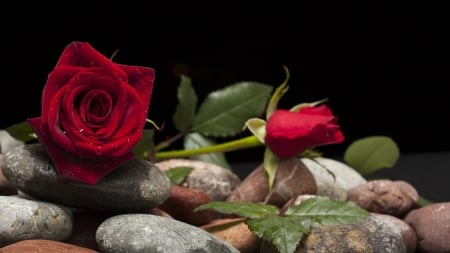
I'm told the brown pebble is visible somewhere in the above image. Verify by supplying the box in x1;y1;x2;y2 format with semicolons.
1;239;99;253
201;218;261;253
404;202;450;253
227;158;317;208
348;179;418;216
157;184;215;226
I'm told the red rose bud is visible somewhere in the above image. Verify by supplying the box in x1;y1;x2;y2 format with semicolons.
28;41;155;184
264;105;344;159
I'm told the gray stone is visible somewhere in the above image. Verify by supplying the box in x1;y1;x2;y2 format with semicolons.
96;214;240;253
1;144;171;212
0;196;73;247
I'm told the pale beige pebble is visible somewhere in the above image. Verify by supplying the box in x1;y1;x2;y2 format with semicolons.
156;158;241;201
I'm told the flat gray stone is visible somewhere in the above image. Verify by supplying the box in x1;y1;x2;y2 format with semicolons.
1;144;171;212
96;214;240;253
0;195;73;247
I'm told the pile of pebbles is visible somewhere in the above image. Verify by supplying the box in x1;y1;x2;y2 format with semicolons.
1;138;449;252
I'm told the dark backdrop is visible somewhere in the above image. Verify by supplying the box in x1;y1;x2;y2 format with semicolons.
1;2;449;162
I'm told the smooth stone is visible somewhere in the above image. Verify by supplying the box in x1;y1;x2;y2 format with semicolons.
0;196;73;247
227;158;317;208
0;239;99;253
201;218;261;253
404;202;450;253
0;130;24;154
1;144;171;212
373;213;417;253
157;184;215;226
156;158;241;201
0;154;17;195
301;157;367;201
96;214;240;253
261;214;406;253
348;179;419;217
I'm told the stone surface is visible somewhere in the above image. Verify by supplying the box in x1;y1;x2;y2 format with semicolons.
0;130;24;154
201;218;261;253
157;184;215;226
0;154;17;195
96;214;240;253
0;239;99;253
0;196;73;247
2;144;171;212
227;158;317;208
261;214;405;253
156;158;241;201
348;179;419;216
373;213;417;253
301;157;367;201
404;202;450;253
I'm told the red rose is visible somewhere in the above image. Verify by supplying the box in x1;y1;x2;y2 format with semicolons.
28;41;155;184
264;105;344;158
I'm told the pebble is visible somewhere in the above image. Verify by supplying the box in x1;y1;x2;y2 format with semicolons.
2;144;171;212
261;214;406;253
301;157;367;201
96;213;240;253
157;184;216;226
348;179;419;216
0;239;99;253
156;158;241;201
227;157;317;208
0;196;73;247
404;202;450;253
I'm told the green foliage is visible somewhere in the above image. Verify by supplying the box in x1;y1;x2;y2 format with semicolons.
173;75;198;132
132;129;154;159
344;135;400;175
192;82;273;137
163;166;193;185
195;196;370;253
184;133;231;169
6;121;36;142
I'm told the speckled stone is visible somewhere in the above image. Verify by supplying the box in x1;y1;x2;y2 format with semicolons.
1;144;171;212
0;196;73;247
96;214;240;253
0;239;99;253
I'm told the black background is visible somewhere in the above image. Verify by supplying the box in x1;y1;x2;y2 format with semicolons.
1;2;449;162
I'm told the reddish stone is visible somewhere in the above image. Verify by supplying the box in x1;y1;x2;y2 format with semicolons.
1;239;99;253
157;184;215;226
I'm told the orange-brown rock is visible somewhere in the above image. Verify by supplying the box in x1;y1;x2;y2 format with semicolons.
201;218;260;253
1;239;99;253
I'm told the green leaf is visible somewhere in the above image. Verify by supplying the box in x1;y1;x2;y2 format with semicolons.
6;121;37;142
164;166;193;185
132;129;155;159
343;136;400;176
285;196;370;226
173;75;198;132
184;132;231;169
266;66;290;119
244;118;267;143
247;215;311;253
289;98;328;112
194;201;279;219
192;82;273;137
263;148;278;192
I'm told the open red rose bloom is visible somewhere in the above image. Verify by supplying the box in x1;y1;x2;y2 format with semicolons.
28;41;155;184
264;105;344;159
